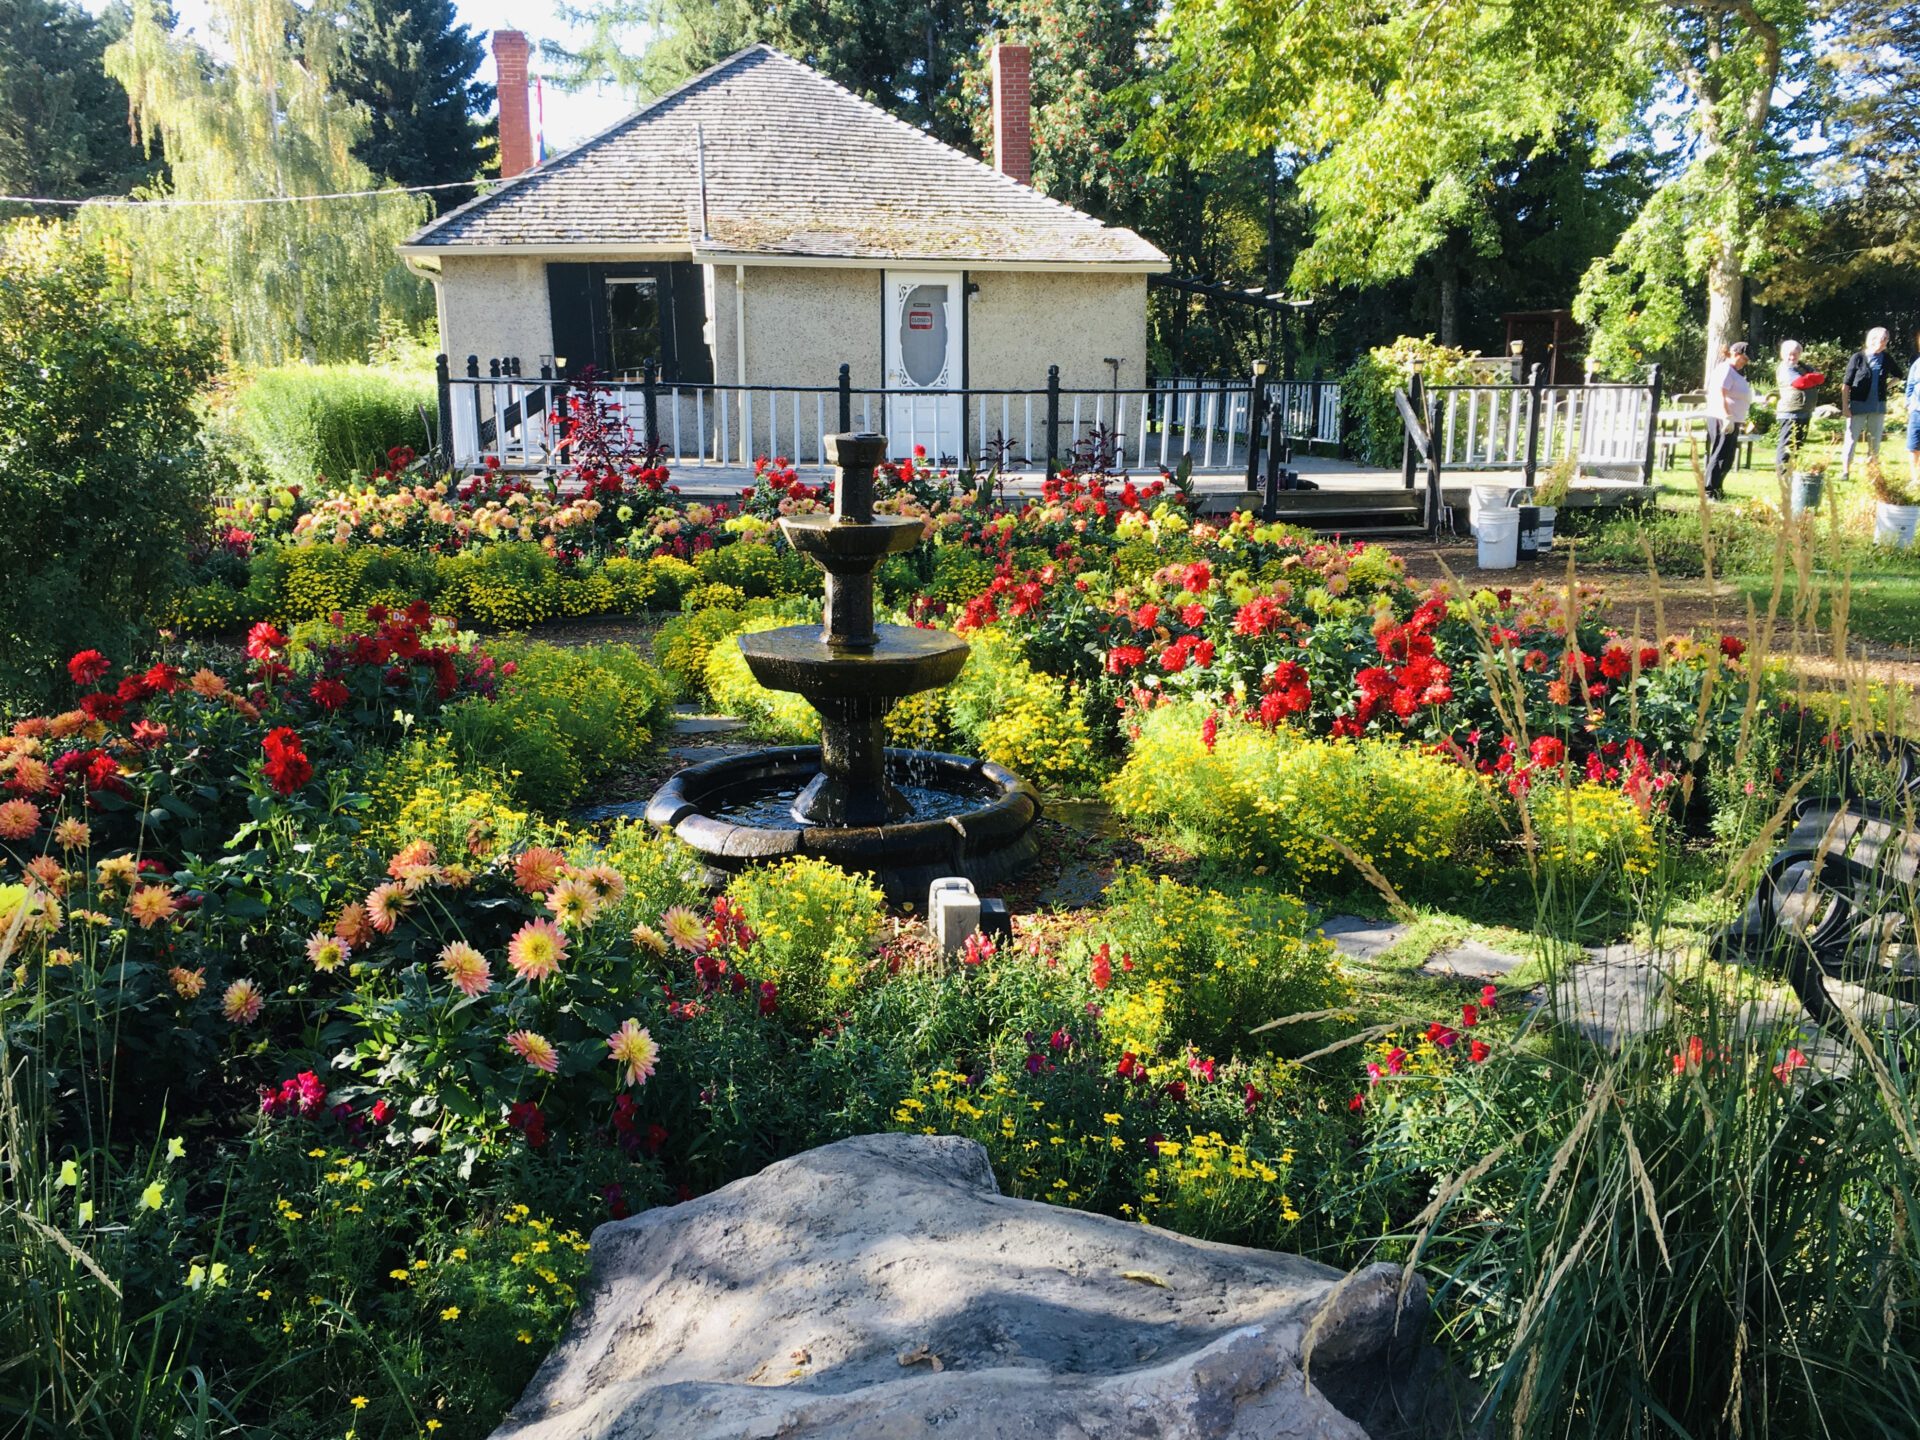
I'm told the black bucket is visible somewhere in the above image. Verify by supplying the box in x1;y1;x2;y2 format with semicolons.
1516;506;1543;562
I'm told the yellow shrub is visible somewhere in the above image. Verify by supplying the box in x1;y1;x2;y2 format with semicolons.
169;581;263;634
363;734;544;859
1107;700;1493;889
947;629;1102;792
702;617;820;741
1529;782;1657;882
728;856;883;1022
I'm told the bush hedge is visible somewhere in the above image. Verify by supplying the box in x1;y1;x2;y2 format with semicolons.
227;363;437;490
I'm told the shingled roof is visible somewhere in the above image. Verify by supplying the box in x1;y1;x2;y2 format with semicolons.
402;45;1166;269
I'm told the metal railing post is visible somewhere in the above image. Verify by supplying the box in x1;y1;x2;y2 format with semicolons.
1641;364;1663;487
435;354;452;470
1045;365;1061;478
1522;362;1546;490
1308;364;1324;449
1426;392;1445;539
641;358;659;449
1263;395;1288;521
1244;364;1267;490
838;363;852;433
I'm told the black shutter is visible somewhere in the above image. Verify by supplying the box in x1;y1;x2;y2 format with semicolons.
669;261;713;383
546;264;601;378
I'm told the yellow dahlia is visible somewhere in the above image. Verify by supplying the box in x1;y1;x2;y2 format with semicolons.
365;881;410;933
544;876;600;930
52;818;91;851
126;884;179;930
221;979;264;1024
305;931;349;972
606;1019;659;1087
512;847;566;896
438;941;491;998
505;1030;559;1073
660;905;709;955
507;919;566;982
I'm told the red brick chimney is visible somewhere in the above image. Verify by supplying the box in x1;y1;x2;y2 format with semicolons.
493;31;534;179
991;44;1031;186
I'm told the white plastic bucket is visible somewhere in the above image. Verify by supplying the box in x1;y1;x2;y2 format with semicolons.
1477;508;1520;569
1468;485;1512;538
1875;503;1919;549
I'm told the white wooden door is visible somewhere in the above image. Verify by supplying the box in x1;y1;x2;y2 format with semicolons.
883;272;962;462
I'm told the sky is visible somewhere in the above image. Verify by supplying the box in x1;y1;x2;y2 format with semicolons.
88;0;645;155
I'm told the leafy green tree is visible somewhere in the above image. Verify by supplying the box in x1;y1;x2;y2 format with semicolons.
96;0;431;365
546;0;991;147
0;0;164;205
0;221;217;711
1152;0;1817;382
331;0;492;213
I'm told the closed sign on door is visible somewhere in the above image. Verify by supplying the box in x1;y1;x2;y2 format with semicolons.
898;285;948;386
907;304;935;331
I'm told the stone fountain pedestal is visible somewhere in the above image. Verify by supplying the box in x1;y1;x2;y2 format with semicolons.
646;434;1039;900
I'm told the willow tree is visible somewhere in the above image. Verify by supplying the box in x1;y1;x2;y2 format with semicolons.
1151;0;1815;382
96;0;429;365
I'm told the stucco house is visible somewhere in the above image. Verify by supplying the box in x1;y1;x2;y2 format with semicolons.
400;40;1168;463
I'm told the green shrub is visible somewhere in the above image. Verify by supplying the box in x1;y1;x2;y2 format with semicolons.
168;579;266;634
0;221;217;711
681;582;746;613
444;641;671;810
1340;336;1481;467
1107;699;1494;890
645;554;699;609
227;362;436;489
694;539;815;598
1528;781;1659;890
728;856;885;1022
703;615;821;741
946;629;1103;793
1089;868;1354;1056
654;606;743;700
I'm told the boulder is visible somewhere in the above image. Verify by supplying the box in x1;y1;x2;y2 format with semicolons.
494;1134;1461;1440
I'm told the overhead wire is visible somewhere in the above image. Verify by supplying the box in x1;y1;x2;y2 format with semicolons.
0;179;502;208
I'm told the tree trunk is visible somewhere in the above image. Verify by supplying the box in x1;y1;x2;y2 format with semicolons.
1703;237;1742;389
1438;265;1460;349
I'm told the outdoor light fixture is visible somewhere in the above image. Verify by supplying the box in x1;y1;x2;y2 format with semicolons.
1253;360;1268;375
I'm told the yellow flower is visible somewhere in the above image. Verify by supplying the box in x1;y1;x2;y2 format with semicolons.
350;1396;369;1409
440;1306;461;1320
140;1181;164;1210
58;1159;79;1187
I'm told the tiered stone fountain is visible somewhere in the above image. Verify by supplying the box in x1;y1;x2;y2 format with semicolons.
646;433;1040;899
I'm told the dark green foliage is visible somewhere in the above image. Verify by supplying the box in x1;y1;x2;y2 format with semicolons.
0;223;215;712
0;0;164;207
693;538;817;598
333;0;491;213
229;364;437;489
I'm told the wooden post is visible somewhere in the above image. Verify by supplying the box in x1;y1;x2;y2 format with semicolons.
641;357;660;450
838;363;852;434
1308;364;1324;451
1045;364;1061;478
1401;367;1424;490
1263;395;1287;521
1641;363;1663;487
1245;362;1267;491
435;354;453;471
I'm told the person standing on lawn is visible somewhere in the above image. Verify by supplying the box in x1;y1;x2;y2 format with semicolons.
1841;327;1892;481
1706;341;1752;500
1774;339;1823;475
1908;326;1920;490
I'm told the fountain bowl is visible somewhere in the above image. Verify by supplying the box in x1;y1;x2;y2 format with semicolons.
645;746;1041;902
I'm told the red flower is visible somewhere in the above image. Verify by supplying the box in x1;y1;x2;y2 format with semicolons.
1182;561;1212;594
143;662;180;693
1469;1040;1490;1063
758;980;778;1016
68;650;111;686
1180;603;1207;627
246;622;289;662
1133;604;1160;631
1090;942;1112;990
79;692;124;722
1481;984;1498;1011
1529;735;1566;768
261;728;313;795
1599;646;1630;679
1349;1092;1366;1112
1243;1083;1263;1114
508;1101;548;1147
1639;646;1661;670
309;678;350;711
1116;1051;1137;1079
1201;711;1219;753
1720;635;1746;660
1426;1022;1458;1048
1163;1080;1187;1102
1461;1002;1479;1028
1106;645;1146;674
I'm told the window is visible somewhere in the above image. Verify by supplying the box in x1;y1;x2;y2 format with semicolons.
605;277;662;377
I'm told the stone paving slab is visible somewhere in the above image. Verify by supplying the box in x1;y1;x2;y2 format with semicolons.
1319;915;1410;962
1420;939;1529;982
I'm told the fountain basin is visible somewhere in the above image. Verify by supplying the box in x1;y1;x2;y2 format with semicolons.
739;624;969;701
645;747;1041;901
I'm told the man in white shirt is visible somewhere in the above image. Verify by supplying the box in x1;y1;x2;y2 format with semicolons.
1705;342;1752;500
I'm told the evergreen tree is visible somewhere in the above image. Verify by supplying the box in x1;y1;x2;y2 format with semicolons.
0;0;164;205
332;0;491;213
547;0;992;148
